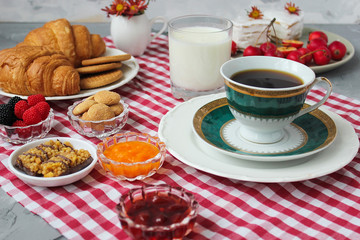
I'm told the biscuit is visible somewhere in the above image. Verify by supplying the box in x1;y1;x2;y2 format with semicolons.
94;90;121;105
80;69;123;89
72;99;97;116
109;103;124;116
86;103;115;121
81;54;131;66
76;62;122;74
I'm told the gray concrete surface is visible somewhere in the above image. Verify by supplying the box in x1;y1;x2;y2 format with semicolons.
0;23;359;240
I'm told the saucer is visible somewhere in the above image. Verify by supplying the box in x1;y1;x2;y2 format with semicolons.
193;98;337;161
158;93;359;182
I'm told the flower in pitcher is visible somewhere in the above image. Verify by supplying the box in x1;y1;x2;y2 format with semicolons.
102;0;151;18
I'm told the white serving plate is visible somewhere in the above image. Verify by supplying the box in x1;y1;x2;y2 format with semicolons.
8;137;97;187
0;48;139;100
158;93;359;183
235;27;355;74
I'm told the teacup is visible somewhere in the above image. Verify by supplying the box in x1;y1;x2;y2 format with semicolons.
220;56;332;144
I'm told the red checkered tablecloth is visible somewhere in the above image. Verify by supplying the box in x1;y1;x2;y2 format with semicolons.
1;35;360;239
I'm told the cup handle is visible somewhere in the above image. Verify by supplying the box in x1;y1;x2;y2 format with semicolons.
296;77;332;118
149;16;167;42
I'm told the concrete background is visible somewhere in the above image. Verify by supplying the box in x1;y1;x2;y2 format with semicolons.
0;0;360;24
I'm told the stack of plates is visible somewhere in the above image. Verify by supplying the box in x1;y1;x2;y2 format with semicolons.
158;93;359;183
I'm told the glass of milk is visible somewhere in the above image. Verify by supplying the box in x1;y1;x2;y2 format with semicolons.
168;15;233;100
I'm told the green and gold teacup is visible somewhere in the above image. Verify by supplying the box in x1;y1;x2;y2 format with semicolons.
220;56;332;143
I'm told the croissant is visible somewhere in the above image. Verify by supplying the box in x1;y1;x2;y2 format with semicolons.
18;18;106;67
0;46;80;96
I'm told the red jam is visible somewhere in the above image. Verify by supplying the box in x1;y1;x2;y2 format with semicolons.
127;192;190;227
118;186;198;240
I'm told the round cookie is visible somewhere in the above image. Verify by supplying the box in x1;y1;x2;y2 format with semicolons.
81;54;131;66
76;62;122;74
93;90;121;105
80;69;123;89
109;103;124;116
72;99;97;116
86;103;115;121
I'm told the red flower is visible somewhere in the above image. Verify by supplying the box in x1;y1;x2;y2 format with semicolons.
247;6;263;19
102;0;151;19
285;2;301;15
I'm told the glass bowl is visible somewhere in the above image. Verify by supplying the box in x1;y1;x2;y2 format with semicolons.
97;132;166;181
67;99;129;139
0;109;54;144
116;184;199;240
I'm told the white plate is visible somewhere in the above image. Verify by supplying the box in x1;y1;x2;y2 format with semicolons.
235;27;355;74
158;93;359;183
302;27;355;73
8;137;97;187
0;48;139;101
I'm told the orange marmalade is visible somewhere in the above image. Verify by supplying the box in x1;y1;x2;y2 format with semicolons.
102;141;160;178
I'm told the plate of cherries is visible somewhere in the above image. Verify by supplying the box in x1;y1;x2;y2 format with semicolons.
233;27;355;74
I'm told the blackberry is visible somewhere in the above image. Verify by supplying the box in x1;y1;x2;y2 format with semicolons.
0;104;17;126
7;96;23;111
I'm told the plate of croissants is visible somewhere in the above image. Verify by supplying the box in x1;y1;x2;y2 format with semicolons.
0;18;139;101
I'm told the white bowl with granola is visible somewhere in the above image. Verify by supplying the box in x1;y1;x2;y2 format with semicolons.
8;137;97;187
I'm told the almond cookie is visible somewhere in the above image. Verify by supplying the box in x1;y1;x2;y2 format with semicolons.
76;62;122;74
81;54;131;66
80;69;123;89
72;99;97;116
86;103;115;121
93;90;121;105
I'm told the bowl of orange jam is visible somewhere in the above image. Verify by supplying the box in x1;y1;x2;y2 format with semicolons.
97;132;166;181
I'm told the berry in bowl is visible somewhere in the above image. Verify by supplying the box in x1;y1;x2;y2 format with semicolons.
67;90;129;139
116;184;199;240
0;94;53;144
97;132;166;181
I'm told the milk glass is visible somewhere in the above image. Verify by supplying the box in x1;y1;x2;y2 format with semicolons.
168;15;233;100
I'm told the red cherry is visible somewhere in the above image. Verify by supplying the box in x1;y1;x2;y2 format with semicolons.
260;42;277;54
287;50;306;64
313;46;332;65
231;41;238;56
298;47;313;65
307;38;327;51
277;46;297;57
281;39;304;48
243;45;263;56
328;40;347;60
308;31;328;43
264;50;284;58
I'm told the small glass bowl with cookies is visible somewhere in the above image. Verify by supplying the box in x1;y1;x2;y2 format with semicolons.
67;90;129;139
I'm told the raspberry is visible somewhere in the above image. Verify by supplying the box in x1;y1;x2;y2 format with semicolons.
12;120;31;138
0;104;16;126
14;100;30;119
34;101;51;120
22;107;42;125
27;94;46;107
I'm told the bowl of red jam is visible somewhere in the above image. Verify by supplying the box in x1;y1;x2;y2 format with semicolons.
116;184;199;240
97;132;166;181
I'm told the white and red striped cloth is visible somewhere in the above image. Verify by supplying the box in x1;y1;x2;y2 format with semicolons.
1;35;360;239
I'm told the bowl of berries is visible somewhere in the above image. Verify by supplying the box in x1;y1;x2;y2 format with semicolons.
0;94;54;144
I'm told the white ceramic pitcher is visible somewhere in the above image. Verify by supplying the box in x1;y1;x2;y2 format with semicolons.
111;14;167;56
